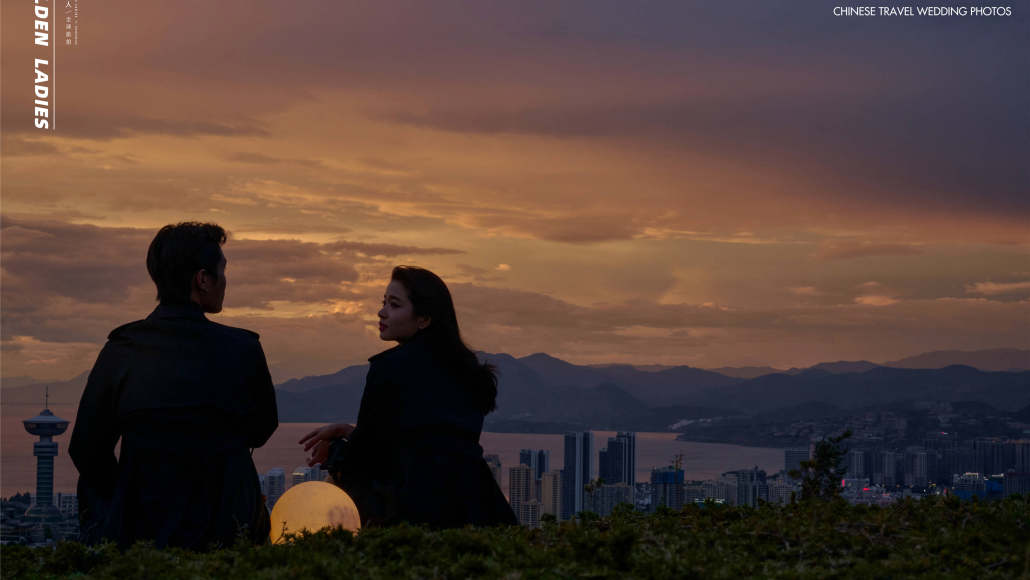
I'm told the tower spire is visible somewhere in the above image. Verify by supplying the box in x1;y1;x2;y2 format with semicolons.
23;398;69;521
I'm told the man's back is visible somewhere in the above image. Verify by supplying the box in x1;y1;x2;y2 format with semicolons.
69;303;278;549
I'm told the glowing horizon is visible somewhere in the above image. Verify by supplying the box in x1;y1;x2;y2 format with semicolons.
2;2;1027;383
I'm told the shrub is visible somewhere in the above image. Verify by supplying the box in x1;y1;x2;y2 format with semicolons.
2;495;1027;579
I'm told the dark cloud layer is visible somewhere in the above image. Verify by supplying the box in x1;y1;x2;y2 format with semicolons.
0;217;464;339
222;152;324;169
447;284;1030;368
3;137;62;157
2;2;1028;379
3;0;1025;223
1;219;152;304
72;116;271;141
816;242;924;261
323;241;464;258
3;218;1028;380
379;93;1029;223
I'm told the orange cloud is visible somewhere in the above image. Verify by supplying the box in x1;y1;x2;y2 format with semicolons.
816;242;923;261
854;295;900;307
965;281;1030;296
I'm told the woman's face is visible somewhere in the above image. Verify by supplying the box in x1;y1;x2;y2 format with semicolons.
378;280;430;342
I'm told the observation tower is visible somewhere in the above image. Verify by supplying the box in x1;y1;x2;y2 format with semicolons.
22;389;70;521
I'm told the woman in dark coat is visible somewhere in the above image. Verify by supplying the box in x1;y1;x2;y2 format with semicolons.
299;266;517;528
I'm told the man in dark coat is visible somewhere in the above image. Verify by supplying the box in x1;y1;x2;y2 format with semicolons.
69;222;278;549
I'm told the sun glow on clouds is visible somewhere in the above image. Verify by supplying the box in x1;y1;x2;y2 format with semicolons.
612;326;675;339
638;228;795;245
1;2;1029;380
854;295;900;307
790;286;821;297
966;281;1030;296
221;299;368;319
852;282;899;306
1;336;101;380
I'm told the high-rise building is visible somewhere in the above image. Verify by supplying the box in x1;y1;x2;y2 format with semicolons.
684;481;706;504
847;450;867;479
584;483;634;516
266;468;286;510
904;449;928;488
484;454;502;486
562;431;592;520
519;500;541;529
519;449;533;471
599;446;617;484
1012;440;1030;472
702;479;729;503
785;448;809;475
767;478;796;505
56;493;78;516
923;433;961;483
519;449;550;481
922;432;960;452
941;445;976;481
615;432;636;485
715;475;739;505
880;450;900;487
973;438;1008;476
1003;472;1030;498
650;466;684;511
540;470;563;520
509;464;532;515
291;465;321;486
519;449;550;499
722;468;768;507
599;432;636;486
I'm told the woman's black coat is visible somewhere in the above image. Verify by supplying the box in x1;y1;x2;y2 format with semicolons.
335;332;517;528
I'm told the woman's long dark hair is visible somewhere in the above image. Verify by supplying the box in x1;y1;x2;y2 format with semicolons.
391;266;498;414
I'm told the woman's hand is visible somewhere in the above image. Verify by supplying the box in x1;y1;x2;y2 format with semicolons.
298;423;354;467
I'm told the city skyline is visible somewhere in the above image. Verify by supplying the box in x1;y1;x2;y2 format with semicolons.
5;409;1025;542
2;2;1028;384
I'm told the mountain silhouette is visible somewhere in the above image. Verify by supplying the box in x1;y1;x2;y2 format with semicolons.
5;349;1027;433
277;364;369;393
885;348;1030;371
695;365;1030;414
705;366;784;379
272;354;1030;429
2;371;90;407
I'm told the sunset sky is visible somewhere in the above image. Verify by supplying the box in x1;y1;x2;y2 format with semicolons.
2;1;1028;383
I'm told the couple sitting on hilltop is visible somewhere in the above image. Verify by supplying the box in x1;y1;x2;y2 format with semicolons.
69;222;516;551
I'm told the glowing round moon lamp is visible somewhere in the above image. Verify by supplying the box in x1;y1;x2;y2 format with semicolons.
269;481;361;543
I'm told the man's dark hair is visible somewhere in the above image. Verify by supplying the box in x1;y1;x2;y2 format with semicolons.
146;222;227;305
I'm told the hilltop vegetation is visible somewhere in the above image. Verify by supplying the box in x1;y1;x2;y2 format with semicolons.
3;495;1028;579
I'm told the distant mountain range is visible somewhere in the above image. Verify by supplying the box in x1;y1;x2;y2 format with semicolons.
270;349;1029;431
4;349;1027;434
885;348;1030;372
1;371;89;407
696;365;1029;415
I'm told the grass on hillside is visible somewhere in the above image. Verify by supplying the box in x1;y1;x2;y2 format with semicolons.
2;495;1028;579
